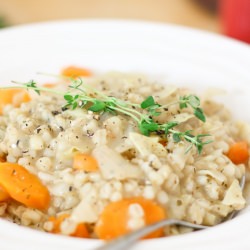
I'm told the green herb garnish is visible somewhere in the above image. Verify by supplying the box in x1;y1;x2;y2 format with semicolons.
8;78;212;154
179;95;206;122
26;80;41;95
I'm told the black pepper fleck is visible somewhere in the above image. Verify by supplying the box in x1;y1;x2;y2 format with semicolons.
52;110;61;116
62;107;68;111
36;128;42;134
87;130;94;137
156;130;164;135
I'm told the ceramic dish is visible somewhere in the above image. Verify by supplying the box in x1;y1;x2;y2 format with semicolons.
0;20;250;250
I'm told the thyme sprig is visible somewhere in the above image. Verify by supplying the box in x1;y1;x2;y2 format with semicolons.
159;95;206;122
8;78;212;154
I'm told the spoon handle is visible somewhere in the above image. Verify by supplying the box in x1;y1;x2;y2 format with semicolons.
95;219;208;250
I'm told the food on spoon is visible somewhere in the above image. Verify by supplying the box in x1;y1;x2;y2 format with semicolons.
95;197;166;240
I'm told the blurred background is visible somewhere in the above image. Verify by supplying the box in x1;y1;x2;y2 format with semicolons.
0;0;249;43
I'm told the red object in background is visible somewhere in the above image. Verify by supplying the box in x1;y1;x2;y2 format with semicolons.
220;0;250;43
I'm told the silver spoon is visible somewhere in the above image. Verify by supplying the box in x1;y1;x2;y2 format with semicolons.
95;175;245;250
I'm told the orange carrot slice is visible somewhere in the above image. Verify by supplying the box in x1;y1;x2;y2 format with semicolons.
42;83;57;88
12;90;31;107
227;141;249;164
73;153;99;172
0;163;50;210
95;197;166;240
61;66;92;78
73;223;90;238
48;214;89;238
0;158;9;202
0;89;31;114
0;184;10;202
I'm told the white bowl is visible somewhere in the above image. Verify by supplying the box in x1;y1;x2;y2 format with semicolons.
0;20;250;250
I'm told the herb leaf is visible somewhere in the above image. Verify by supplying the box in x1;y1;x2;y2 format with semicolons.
187;95;200;108
194;107;206;122
64;94;73;101
139;119;159;136
179;95;206;122
179;102;188;109
164;121;179;134
148;104;161;116
173;133;181;142
89;100;106;112
26;80;40;95
141;96;156;109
